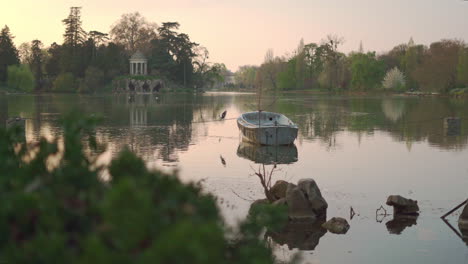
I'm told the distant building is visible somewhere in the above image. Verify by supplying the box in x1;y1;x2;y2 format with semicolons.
129;51;148;75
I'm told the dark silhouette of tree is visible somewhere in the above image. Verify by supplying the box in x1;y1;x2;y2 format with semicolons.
45;42;62;78
62;7;86;48
30;40;44;90
0;25;19;82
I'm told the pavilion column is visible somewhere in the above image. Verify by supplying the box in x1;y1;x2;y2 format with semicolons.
129;62;132;75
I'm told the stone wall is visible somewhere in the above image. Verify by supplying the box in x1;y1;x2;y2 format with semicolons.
113;78;164;93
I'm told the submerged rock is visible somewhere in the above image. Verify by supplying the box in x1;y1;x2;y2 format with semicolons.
271;180;289;200
386;195;419;215
266;221;326;250
286;183;316;221
272;198;287;206
322;217;350;234
297;179;328;219
459;201;468;245
458;201;468;229
386;214;418;235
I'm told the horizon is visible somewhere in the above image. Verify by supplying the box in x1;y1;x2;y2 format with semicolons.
1;0;468;71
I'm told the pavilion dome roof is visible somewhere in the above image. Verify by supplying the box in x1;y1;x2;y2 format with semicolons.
130;51;147;61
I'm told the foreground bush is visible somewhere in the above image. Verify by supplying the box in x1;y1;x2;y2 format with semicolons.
0;115;288;264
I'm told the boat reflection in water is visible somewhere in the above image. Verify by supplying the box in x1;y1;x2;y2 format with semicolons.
236;142;298;165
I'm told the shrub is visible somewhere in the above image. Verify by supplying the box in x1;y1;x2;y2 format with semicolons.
0;114;288;264
7;64;34;92
382;67;406;91
79;66;105;93
52;72;76;92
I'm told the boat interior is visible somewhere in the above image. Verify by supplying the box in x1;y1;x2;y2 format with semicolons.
242;112;293;127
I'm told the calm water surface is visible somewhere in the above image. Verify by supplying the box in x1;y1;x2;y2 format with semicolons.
3;92;468;263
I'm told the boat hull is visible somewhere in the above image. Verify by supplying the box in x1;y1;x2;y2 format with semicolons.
237;121;298;145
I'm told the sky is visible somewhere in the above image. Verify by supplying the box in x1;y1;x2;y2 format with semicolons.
1;0;468;71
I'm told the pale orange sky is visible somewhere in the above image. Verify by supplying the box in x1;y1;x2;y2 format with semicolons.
1;0;468;71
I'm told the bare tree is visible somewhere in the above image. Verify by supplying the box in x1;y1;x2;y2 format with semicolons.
110;12;158;53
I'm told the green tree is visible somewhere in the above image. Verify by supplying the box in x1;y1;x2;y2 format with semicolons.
53;72;76;92
79;66;105;93
151;22;198;86
457;47;468;87
0;25;19;83
0;115;287;264
30;40;44;90
45;42;62;77
349;52;385;90
7;64;34;92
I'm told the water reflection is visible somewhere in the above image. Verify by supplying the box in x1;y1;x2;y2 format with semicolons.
266;221;327;251
236;142;298;164
386;214;418;235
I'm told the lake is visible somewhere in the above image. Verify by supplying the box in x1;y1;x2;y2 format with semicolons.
2;92;468;263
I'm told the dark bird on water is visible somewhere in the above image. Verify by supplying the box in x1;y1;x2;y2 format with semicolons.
220;110;227;120
220;155;226;167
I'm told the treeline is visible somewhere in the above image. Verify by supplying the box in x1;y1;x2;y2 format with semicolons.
0;7;226;93
236;36;468;93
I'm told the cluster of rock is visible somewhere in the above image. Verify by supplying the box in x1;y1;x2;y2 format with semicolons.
386;195;420;215
251;178;350;237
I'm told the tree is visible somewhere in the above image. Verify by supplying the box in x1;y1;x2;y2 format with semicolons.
30;40;44;90
321;35;344;90
0;25;19;82
45;42;62;77
150;22;198;86
295;39;306;89
413;40;461;93
7;64;34;92
349;52;385;90
79;66;105;93
62;7;86;48
382;67;406;91
0;115;287;264
18;42;32;65
457;47;468;87
110;12;158;53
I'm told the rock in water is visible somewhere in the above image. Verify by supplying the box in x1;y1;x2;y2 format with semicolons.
386;195;419;215
297;179;328;219
286;183;316;221
458;203;468;232
322;217;350;234
272;198;287;206
271;180;289;200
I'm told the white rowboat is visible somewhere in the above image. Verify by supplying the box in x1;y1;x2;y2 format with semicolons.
237;111;298;145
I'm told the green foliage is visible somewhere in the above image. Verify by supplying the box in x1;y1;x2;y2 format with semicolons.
79;66;105;93
278;58;297;90
7;64;35;92
0;115;288;264
0;25;20;83
53;72;76;92
457;48;468;87
349;52;385;90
